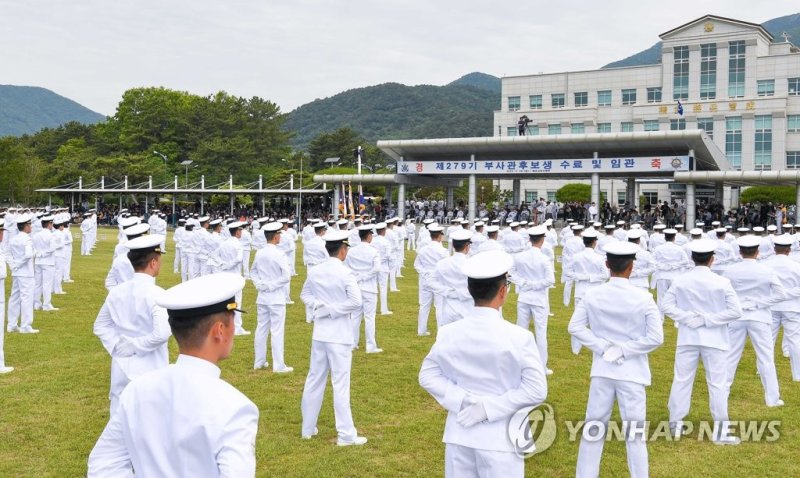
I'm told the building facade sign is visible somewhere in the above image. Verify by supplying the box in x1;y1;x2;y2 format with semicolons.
397;155;689;175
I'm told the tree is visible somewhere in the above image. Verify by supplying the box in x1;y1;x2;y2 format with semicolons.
556;183;591;203
740;185;796;205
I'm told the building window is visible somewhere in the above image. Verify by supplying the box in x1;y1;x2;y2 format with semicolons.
673;46;689;100
598;90;612;107
548;124;562;135
597;123;612;133
725;116;742;169
527;125;540;136
643;120;659;131
647;87;662;103
621;122;634;132
574;92;588;107
551;93;565;108
622;89;637;105
757;80;775;97
790;78;800;95
789;115;800;133
546;190;557;202
529;95;543;109
525;191;538;203
506;127;518;136
755;115;772;171
728;40;746;98
642;191;658;206
571;123;585;134
617;191;626;205
670;119;686;130
697;117;714;139
700;43;717;100
508;96;521;111
787;152;800;169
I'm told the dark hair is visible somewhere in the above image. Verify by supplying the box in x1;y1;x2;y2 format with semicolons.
739;246;758;257
169;311;232;349
452;239;470;252
692;251;714;265
264;230;278;242
358;229;372;241
775;244;792;254
17;222;27;232
326;241;347;256
488;231;498;239
467;274;506;304
529;234;545;245
606;255;634;273
430;231;443;239
583;237;597;247
664;233;676;241
128;249;160;271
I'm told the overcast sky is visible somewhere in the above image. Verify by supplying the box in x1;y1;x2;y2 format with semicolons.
1;1;797;116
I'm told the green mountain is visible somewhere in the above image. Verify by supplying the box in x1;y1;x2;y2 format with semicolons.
602;12;800;69
0;85;105;137
284;73;500;150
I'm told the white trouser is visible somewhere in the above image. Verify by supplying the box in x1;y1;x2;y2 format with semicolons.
0;279;6;366
377;270;390;313
173;247;181;273
301;340;357;442
109;360;131;416
562;279;573;307
389;261;399;291
408;235;416;250
287;250;296;276
189;256;202;279
254;304;286;370
517;302;548;369
772;311;800;381
8;276;34;329
577;377;648;478
34;264;54;309
727;320;781;405
655;279;672;320
53;257;65;293
180;252;190;281
64;246;73;280
160;239;166;253
352;291;378;351
772;312;791;355
241;250;251;277
444;443;523;478
233;289;244;330
81;237;90;255
668;345;729;424
418;278;434;334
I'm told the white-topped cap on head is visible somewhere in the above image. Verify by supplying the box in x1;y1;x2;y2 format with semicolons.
794;224;800;228
630;224;641;230
462;250;513;279
357;224;374;232
518;220;528;226
604;241;641;257
509;221;520;228
571;224;584;231
664;228;677;235
422;218;435;224
653;224;666;230
626;229;644;240
767;225;778;231
696;221;705;227
527;225;547;236
675;224;684;229
725;225;732;230
386;217;399;224
486;225;500;233
773;234;794;246
688;239;717;254
689;228;703;235
736;235;761;248
209;219;222;226
126;234;165;253
16;213;32;224
604;224;616;230
736;227;750;233
125;223;150;237
427;222;440;229
592;222;602;228
198;216;210;223
118;216;139;228
428;225;444;233
616;220;625;225
313;222;327;229
279;218;290;224
581;229;599;238
475;221;485;227
227;221;245;230
711;221;721;226
753;226;765;232
566;219;575;223
374;222;386;230
257;217;270;224
41;215;54;222
715;227;727;233
336;218;349;226
262;222;282;233
323;230;350;242
450;229;473;241
491;219;500;224
157;272;246;319
544;219;553;225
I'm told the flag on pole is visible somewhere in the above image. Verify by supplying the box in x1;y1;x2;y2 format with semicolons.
347;182;356;220
677;100;684;116
358;184;366;213
339;183;346;215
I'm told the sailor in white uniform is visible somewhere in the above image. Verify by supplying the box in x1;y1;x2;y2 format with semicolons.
209;221;249;335
93;234;171;414
414;225;448;336
626;229;656;290
371;223;393;316
661;239;743;444
429;229;473;327
0;220;14;373
419;250;547;478
651;229;691;314
300;230;367;446
32;215;58;311
568;241;663;478
765;234;800;381
88;273;258;477
7;214;36;334
345;225;383;353
302;222;330;322
105;224;150;290
250;222;293;372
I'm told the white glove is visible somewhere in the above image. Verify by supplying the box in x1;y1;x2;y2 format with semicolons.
457;397;488;428
602;345;624;364
684;314;706;329
739;299;756;311
113;337;137;357
313;304;330;320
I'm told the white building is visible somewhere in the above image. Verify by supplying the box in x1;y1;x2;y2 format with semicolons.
493;14;800;209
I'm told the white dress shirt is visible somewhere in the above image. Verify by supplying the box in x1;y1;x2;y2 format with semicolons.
209;236;243;273
429;252;473;322
723;259;786;323
345;242;381;294
250;244;291;305
9;232;34;277
764;254;800;312
88;354;259;478
511;247;555;307
652;242;691;282
566;248;609;300
630;249;656;289
301;257;362;345
302;236;328;267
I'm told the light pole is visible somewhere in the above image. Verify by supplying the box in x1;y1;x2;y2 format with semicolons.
153;151;168;180
180;160;193;188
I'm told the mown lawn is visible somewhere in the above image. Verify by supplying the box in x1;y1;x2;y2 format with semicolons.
1;228;799;477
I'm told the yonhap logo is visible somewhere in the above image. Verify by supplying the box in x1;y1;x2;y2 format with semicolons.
507;403;556;458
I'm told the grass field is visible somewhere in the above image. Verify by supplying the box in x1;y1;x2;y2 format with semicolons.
2;228;800;477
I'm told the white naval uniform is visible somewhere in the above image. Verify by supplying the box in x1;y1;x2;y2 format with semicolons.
711;238;738;275
32;228;56;310
0;244;8;367
468;231;487;257
724;259;786;405
250;243;291;370
764;253;800;381
88;354;259;478
566;248;609;305
301;234;329;322
300;257;363;442
630;247;656;290
651;242;690;310
511;246;555;370
63;225;74;281
406;222;416;250
172;225;185;275
414;241;449;335
80;218;92;255
209;236;246;332
192;228;211;278
93;273;171;414
203;232;224;276
429;252;472;327
561;235;585;306
52;227;66;294
371;234;392;315
568;277;663;478
239;228;252;278
419;306;548;478
105;249;134;290
660;266;742;434
7;231;35;331
345;242;382;351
